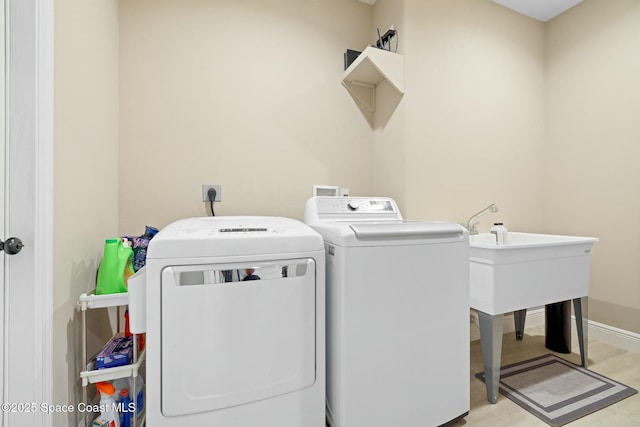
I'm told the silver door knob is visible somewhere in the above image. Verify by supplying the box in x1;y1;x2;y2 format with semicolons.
1;237;24;255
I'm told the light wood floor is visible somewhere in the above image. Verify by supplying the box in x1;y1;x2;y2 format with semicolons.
451;324;640;426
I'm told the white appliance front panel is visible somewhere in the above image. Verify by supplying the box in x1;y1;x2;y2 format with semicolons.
325;241;470;427
161;258;316;416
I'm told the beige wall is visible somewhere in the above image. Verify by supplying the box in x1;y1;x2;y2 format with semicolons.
376;0;639;332
382;0;547;231
50;3;640;422
545;0;640;332
118;0;373;234
53;0;120;424
371;0;408;209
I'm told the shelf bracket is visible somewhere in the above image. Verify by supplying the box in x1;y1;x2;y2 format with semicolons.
342;80;376;113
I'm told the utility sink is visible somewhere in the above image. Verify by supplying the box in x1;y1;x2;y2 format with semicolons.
470;232;597;314
469;231;598;404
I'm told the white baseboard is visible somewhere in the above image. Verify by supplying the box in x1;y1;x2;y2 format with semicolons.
573;316;640;354
469;308;640;354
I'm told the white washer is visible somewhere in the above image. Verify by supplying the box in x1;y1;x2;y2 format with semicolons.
143;216;325;426
304;197;469;427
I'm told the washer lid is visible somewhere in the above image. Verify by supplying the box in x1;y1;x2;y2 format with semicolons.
147;216;324;259
309;220;467;246
349;221;464;240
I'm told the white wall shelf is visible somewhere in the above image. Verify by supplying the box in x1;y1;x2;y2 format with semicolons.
80;348;146;386
78;290;146;427
341;46;404;112
79;290;128;310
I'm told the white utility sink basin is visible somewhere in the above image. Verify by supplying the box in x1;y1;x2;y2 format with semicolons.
470;232;598;314
469;231;598;404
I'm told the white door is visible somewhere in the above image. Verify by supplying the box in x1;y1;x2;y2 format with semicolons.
2;0;53;426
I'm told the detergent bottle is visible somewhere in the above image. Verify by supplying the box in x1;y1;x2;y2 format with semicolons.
119;388;133;427
121;238;135;284
92;382;120;427
128;374;145;420
96;239;134;295
124;309;145;352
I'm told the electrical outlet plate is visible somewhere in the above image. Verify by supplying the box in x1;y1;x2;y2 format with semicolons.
202;184;222;202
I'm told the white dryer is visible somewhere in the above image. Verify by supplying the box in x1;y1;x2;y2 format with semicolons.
141;216;325;426
304;197;469;427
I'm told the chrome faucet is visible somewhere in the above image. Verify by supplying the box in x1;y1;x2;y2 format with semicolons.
467;204;499;235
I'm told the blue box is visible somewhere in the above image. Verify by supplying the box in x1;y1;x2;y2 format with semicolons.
95;336;133;369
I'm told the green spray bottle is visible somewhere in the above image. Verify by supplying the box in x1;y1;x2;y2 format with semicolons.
96;239;134;295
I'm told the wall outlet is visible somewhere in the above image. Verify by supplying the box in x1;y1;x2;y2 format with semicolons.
202;184;222;202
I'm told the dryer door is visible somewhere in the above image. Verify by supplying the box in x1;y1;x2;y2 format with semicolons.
161;258;316;416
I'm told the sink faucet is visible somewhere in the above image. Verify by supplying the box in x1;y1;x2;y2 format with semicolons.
467;204;499;235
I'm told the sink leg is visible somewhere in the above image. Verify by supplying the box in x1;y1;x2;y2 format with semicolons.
573;297;589;368
478;311;503;404
514;309;527;341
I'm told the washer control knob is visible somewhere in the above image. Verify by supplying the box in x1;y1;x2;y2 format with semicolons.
347;201;359;211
